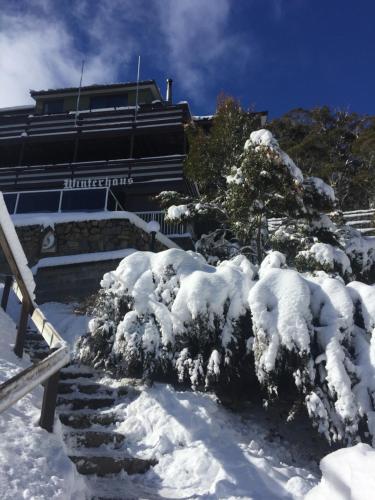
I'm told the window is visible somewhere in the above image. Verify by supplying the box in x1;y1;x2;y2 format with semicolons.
43;99;64;114
3;193;17;214
91;94;128;110
61;189;106;212
16;191;60;213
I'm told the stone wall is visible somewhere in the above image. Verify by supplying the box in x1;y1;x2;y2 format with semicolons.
11;218;166;266
35;259;125;304
0;217;169;302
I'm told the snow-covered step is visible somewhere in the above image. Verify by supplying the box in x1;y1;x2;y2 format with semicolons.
60;369;95;380
65;430;126;448
58;381;117;396
69;454;156;476
57;395;115;411
59;411;119;429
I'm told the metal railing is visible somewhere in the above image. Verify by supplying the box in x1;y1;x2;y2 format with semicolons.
0;196;70;431
135;210;189;237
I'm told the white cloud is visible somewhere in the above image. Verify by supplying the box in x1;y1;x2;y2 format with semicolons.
0;2;136;107
0;0;256;108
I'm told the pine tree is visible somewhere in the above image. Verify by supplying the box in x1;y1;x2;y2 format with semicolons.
225;130;305;263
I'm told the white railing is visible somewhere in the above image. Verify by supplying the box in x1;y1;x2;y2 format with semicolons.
268;209;375;236
135;211;189;237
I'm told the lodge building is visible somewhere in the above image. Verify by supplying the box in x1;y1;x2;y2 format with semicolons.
0;78;267;239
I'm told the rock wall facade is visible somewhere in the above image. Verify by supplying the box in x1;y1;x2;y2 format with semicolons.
0;217;168;303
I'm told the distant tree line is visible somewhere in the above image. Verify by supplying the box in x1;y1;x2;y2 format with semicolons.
185;97;375;210
269;106;375;210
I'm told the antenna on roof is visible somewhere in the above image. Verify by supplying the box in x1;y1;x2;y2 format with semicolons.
134;56;141;122
74;59;85;127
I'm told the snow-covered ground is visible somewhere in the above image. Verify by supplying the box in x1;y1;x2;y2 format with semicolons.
0;301;86;499
1;286;375;499
97;381;319;499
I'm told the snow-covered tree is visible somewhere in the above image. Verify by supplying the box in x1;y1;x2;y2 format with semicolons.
225;129;305;263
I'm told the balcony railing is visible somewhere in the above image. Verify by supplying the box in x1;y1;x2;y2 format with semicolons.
0;155;186;191
0;105;186;142
135;211;189;237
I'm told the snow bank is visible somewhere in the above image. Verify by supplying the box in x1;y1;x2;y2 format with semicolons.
0;193;35;300
245;129;304;184
0;307;85;499
113;383;316;499
306;443;375;500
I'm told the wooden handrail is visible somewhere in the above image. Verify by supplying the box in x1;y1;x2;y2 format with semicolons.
0;347;69;414
12;281;66;350
0;192;70;431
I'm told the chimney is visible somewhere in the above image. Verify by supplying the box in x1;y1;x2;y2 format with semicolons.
166;78;173;104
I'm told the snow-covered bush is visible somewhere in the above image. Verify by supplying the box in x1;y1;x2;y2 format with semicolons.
77;249;256;395
339;226;375;284
295;242;352;281
78;248;375;446
250;253;375;445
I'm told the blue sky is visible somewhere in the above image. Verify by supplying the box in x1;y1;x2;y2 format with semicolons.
0;0;374;117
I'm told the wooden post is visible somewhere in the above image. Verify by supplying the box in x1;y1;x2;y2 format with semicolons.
1;275;13;311
14;299;29;358
39;371;60;432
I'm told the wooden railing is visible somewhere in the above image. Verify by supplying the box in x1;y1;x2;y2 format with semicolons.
0;198;70;431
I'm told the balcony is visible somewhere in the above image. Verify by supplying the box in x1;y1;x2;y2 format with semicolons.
0;155;186;192
0;105;186;143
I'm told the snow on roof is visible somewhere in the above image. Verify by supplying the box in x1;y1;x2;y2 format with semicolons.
30;80;160;98
31;248;137;273
0;104;35;113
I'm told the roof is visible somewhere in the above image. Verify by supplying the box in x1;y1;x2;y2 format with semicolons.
193;110;268;121
30;80;162;99
0;104;35;117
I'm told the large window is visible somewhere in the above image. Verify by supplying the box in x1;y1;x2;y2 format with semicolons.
61;189;107;212
43;99;64;114
5;188;109;214
90;94;128;110
17;191;60;213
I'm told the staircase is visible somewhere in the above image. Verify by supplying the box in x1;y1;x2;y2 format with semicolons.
24;329;157;499
268;209;375;236
342;209;375;236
